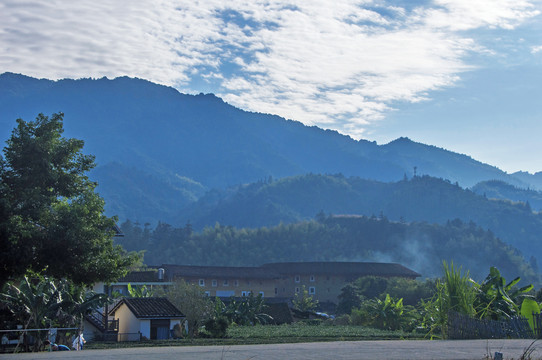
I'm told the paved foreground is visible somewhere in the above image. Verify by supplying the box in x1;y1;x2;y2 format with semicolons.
1;339;540;360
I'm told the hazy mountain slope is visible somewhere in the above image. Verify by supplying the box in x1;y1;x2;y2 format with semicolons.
511;171;542;191
471;180;542;211
381;137;526;188
0;73;400;187
179;174;542;262
91;162;206;224
118;215;540;285
0;72;535;223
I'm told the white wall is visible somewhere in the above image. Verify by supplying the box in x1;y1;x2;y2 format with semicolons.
115;303;140;341
139;320;151;339
83;319;100;342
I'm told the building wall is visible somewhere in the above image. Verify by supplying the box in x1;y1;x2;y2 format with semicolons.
92;282;105;294
177;276;277;298
114;304;140;341
140;319;151;339
170;319;181;330
275;274;350;303
83;319;100;342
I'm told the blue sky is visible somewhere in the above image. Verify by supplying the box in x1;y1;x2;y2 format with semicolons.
1;0;541;173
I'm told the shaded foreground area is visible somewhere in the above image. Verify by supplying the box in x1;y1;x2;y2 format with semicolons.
1;340;541;360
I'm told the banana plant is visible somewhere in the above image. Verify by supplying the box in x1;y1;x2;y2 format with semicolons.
222;293;273;325
473;266;533;320
520;298;540;333
127;283;154;298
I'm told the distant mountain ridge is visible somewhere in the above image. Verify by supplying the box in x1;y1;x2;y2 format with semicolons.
0;72;537;224
178;173;542;261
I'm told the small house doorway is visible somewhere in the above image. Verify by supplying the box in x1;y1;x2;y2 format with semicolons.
150;319;170;340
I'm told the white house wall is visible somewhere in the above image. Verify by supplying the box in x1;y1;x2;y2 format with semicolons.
83;319;100;342
139;319;151;339
115;304;140;341
170;319;181;330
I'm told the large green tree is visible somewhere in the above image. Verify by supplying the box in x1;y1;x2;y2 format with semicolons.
155;279;212;338
0;113;136;286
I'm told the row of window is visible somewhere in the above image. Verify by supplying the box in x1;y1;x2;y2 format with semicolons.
294;275;316;283
198;275;324;287
295;286;316;295
203;290;265;297
199;279;240;287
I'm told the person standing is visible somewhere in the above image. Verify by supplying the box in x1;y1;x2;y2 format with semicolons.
72;334;86;350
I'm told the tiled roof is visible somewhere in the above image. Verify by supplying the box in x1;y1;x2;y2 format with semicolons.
261;262;421;278
117;271;162;283
110;297;184;319
159;264;281;280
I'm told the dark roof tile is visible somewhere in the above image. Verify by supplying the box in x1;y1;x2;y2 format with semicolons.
261;262;420;278
160;264;281;279
110;297;184;319
118;271;162;283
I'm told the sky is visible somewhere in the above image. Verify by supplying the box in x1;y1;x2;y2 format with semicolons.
1;0;542;173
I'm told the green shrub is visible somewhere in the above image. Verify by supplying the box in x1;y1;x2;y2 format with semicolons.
204;316;230;338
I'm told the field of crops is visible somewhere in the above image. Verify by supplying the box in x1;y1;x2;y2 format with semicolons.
85;323;423;350
227;323;421;340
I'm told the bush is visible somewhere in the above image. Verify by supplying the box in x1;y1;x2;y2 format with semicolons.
204;317;230;338
332;314;351;325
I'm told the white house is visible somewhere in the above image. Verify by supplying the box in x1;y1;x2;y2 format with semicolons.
109;297;184;341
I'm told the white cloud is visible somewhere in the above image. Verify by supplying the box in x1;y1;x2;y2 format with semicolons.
0;0;540;139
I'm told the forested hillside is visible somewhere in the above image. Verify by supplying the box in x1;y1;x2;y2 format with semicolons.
116;215;539;285
3;73;542;279
174;174;542;261
471;180;542;211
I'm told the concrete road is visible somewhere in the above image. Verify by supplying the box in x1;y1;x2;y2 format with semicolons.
1;339;540;360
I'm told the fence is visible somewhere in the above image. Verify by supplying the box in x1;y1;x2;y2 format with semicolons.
117;332;141;342
0;327;78;353
448;312;534;339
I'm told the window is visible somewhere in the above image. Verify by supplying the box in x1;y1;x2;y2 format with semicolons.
309;287;316;295
223;279;229;286
294;275;300;283
241;291;251;297
295;287;300;294
234;280;239;287
310;275;315;282
198;279;205;287
204;291;210;296
274;287;278;295
259;291;265;297
212;279;217;287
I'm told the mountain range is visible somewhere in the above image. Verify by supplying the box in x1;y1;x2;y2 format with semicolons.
1;72;541;226
2;72;542;278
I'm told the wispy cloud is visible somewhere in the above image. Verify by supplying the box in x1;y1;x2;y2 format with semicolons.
0;0;539;138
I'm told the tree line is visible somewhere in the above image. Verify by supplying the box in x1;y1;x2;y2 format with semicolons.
117;214;540;285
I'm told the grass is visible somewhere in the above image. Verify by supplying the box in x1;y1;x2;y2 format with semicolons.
85;323;424;350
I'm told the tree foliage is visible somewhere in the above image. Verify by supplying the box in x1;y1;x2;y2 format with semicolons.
219;293;273;326
154;279;212;338
351;294;419;332
293;286;319;312
0;113;136;286
126;283;154;298
422;262;535;339
1;275;108;351
118;215;539;286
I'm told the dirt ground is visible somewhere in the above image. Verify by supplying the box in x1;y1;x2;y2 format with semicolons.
0;339;540;360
